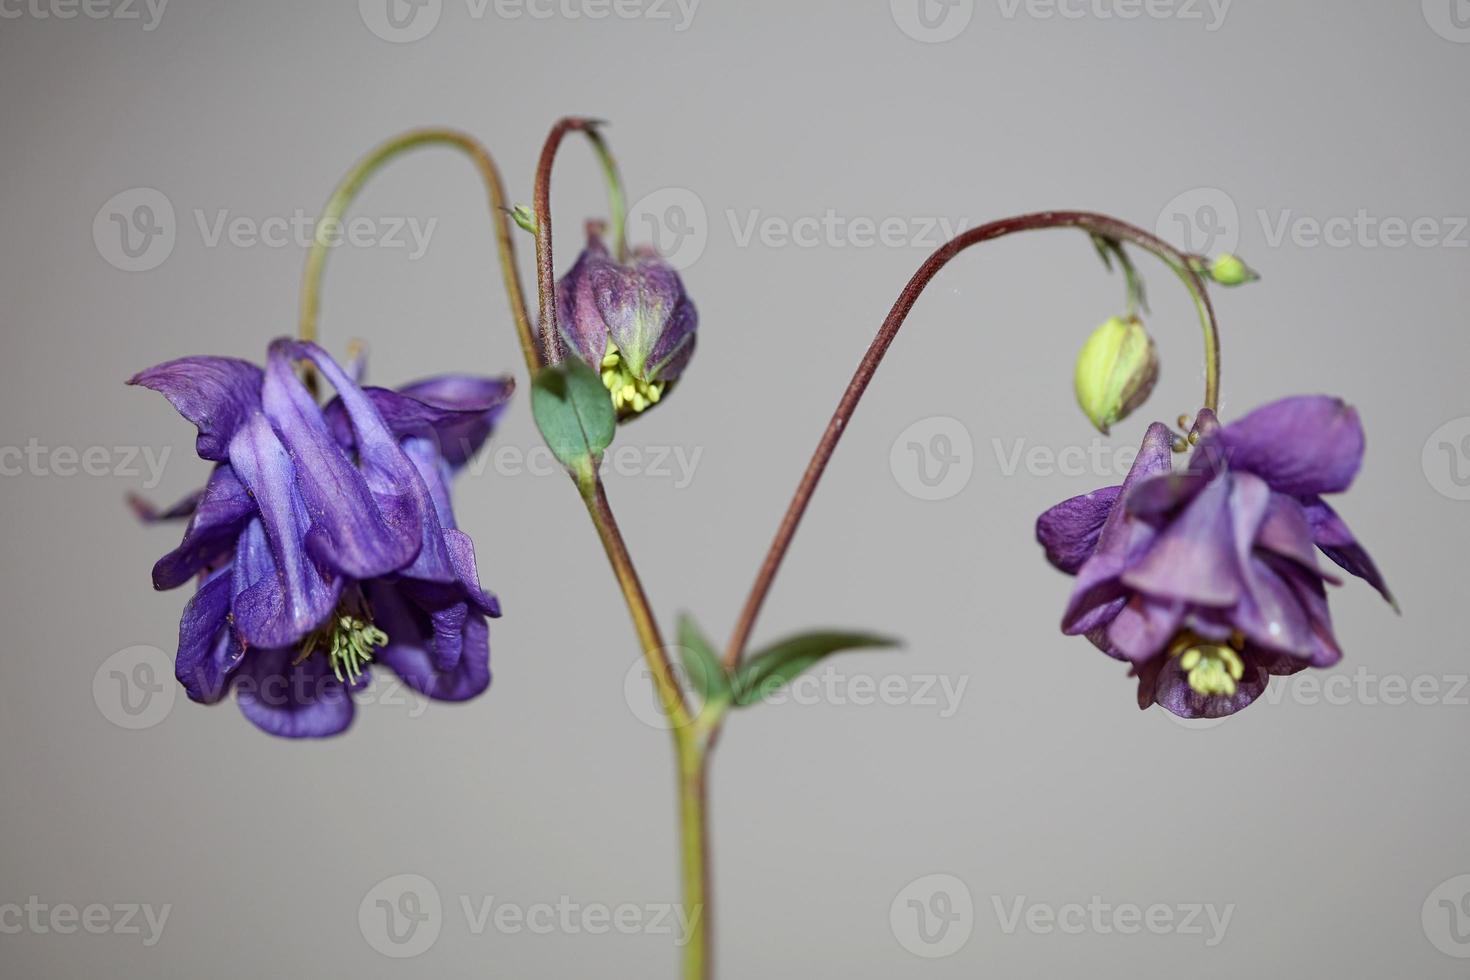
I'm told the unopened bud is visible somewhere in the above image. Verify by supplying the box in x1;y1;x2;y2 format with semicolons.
1208;254;1259;287
1074;316;1160;435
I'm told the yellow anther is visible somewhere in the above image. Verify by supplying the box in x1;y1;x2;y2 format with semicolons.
1171;635;1249;698
599;340;666;418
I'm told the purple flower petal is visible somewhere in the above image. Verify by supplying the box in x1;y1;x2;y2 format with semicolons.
235;646;359;738
370;582;491;702
227;418;341;649
647;296;697;383
1106;594;1185;663
129;356;263;462
127;488;203;523
325;376;514;470
262;340;423;579
1213;395;1365;496
1058;423;1177;630
590;255;685;378
1036;485;1122;575
1121;472;1242;607
1146;653;1270;719
1300;496;1395;607
1256;493;1338;581
151;464;255;590
556;231;615;367
174;568;245;704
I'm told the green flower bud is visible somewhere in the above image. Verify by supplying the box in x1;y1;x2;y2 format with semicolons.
1208;253;1259;287
1074;316;1160;435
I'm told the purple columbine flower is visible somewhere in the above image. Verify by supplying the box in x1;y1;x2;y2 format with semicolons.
1036;395;1392;719
555;224;697;419
130;339;512;737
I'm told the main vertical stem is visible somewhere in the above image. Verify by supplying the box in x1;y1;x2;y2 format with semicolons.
678;741;712;980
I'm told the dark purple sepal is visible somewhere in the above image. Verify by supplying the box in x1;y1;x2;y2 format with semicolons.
174;568;245;704
235;645;362;738
262;340;424;580
151;464;255;590
129;356;263;462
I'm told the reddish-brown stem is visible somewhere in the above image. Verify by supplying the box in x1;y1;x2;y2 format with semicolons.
721;211;1220;670
533;116;607;366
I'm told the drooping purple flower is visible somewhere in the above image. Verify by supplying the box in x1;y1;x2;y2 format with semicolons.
1036;395;1392;719
130;339;513;737
555;224;697;419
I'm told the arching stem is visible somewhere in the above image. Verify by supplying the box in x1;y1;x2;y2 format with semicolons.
533;117;629;364
298;128;536;368
722;211;1222;671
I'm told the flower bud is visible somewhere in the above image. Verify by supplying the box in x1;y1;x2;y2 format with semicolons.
1208;254;1259;287
1074;316;1160;435
554;225;697;420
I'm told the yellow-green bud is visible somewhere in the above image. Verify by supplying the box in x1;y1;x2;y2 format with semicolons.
1208;253;1259;287
1074;316;1160;435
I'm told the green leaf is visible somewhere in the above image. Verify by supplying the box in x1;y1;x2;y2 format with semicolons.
732;631;899;707
531;357;616;473
676;615;731;705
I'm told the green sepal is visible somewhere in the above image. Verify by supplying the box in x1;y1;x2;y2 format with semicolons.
531;356;616;474
732;631;899;707
676;615;732;706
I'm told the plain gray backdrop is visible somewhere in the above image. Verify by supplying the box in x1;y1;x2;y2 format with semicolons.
2;0;1467;976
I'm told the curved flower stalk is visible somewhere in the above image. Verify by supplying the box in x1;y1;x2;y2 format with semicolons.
131;340;511;737
1038;396;1393;717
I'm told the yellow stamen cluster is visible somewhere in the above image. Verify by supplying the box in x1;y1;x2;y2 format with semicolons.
600;342;665;417
1170;633;1247;697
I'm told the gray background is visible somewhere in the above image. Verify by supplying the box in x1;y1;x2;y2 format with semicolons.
1;0;1467;976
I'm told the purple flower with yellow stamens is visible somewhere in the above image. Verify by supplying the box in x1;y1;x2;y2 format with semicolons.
555;224;697;419
1036;395;1392;719
130;339;511;737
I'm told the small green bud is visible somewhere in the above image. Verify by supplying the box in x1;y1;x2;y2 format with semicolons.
509;204;538;236
1208;253;1259;287
1074;316;1160;435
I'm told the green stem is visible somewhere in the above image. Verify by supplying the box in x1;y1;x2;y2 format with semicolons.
532;117;704;976
576;468;710;979
298;128;536;368
584;126;629;261
678;739;712;980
